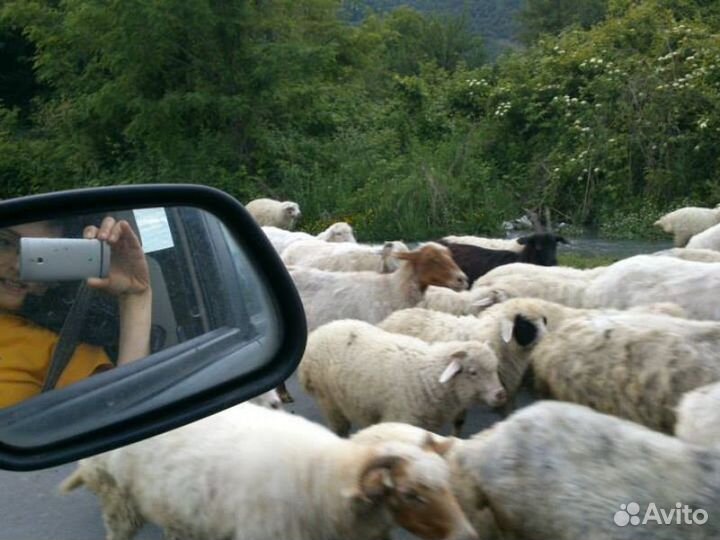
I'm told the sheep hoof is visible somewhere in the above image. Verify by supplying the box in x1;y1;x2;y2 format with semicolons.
279;390;295;404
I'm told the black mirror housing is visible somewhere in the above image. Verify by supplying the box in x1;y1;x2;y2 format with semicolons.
0;184;307;470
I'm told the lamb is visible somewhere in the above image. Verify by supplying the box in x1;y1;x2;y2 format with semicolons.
675;381;720;447
298;319;507;435
583;255;720;319
651;247;720;262
438;233;569;285
654;204;720;246
288;242;468;331
687;222;720;251
59;403;478;540
262;222;356;253
245;197;301;229
282;239;409;273
378;301;549;403
442;235;522;253
531;309;720;432
450;401;720;540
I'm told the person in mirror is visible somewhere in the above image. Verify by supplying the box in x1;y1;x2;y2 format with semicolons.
0;216;152;408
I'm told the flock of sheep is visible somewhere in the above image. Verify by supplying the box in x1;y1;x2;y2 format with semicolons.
60;197;720;540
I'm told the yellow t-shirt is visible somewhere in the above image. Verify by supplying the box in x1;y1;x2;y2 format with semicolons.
0;313;113;408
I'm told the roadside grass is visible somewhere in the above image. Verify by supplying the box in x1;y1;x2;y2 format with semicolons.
558;252;619;269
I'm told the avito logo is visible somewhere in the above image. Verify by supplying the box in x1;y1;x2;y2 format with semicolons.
614;502;708;527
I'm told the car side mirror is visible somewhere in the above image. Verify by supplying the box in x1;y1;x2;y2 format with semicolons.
0;184;306;470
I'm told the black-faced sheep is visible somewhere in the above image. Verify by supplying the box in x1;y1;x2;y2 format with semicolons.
438;233;569;285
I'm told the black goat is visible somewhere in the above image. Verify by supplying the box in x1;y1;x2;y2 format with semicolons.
438;233;569;285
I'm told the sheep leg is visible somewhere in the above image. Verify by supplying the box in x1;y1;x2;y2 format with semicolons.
162;527;193;540
99;494;143;540
498;396;517;418
275;381;294;403
320;402;351;437
532;376;552;399
452;410;467;437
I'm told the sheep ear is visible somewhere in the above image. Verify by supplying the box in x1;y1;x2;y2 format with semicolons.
471;295;496;309
439;359;463;383
422;433;455;456
393;250;414;261
355;455;402;502
380;242;394;256
517;235;530;245
500;317;514;343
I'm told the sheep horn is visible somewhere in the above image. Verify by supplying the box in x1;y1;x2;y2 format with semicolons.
544;207;553;233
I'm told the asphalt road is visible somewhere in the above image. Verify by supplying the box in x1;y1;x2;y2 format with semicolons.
0;370;523;540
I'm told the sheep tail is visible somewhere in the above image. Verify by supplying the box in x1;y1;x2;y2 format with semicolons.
59;468;85;493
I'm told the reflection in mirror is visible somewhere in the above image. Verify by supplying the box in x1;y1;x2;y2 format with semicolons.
0;206;278;409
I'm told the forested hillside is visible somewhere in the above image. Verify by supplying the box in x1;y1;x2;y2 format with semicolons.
1;0;720;240
342;0;524;58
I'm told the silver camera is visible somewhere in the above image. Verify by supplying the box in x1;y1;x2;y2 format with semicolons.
19;238;111;281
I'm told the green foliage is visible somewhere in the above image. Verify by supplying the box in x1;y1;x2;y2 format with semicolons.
342;0;523;59
2;0;720;241
517;0;609;44
597;201;675;239
557;252;619;268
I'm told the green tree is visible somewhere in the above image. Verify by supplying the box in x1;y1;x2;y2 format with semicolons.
517;0;609;44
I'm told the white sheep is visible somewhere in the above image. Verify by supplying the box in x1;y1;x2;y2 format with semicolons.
470;271;590;308
471;255;720;319
60;403;478;540
245;197;301;229
351;423;503;540
675;381;720;448
583;255;720;319
248;388;283;409
651;247;720;262
298;319;506;435
282;239;409;273
378;301;549;403
453;401;720;540
686;222;720;251
531;308;720;432
654;204;720;246
418;285;501;315
442;235;522;253
379;299;684;424
262;222;356;253
479;261;608;281
288;242;468;331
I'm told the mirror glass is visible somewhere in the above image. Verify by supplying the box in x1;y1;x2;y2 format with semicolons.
0;206;280;409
